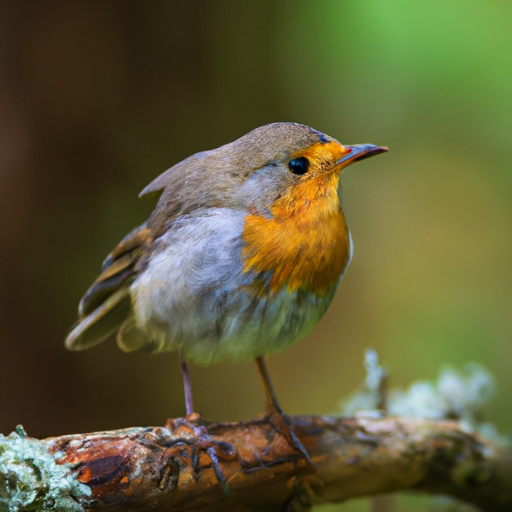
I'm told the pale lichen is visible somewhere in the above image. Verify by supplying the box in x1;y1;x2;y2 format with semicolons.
388;362;496;423
338;349;388;416
338;353;511;511
0;426;90;512
339;352;510;447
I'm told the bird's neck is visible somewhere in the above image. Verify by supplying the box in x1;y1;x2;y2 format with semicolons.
241;173;351;296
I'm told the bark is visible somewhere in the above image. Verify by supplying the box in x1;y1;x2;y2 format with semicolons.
1;413;511;512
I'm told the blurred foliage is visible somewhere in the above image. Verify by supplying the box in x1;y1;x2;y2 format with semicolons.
0;1;511;510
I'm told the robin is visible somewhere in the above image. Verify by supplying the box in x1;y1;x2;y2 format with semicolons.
66;122;387;464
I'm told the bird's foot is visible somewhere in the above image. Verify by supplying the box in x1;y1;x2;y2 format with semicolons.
164;414;235;495
267;409;315;470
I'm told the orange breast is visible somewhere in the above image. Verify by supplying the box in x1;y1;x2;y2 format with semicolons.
242;173;351;297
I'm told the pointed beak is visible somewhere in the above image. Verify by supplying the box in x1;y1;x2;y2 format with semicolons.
336;144;388;168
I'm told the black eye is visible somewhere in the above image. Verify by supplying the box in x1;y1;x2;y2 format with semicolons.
288;156;310;175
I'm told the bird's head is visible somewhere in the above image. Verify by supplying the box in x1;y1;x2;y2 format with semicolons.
229;123;388;216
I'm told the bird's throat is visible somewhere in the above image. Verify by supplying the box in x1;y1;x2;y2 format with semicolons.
241;174;351;296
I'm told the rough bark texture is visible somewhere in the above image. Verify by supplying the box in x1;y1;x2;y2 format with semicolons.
2;414;511;512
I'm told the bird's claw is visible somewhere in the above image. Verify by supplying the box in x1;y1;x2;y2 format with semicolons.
267;410;315;470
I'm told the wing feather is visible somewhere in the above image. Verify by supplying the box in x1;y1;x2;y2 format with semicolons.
66;223;152;350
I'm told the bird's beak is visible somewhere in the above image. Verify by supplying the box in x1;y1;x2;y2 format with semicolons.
336;144;388;168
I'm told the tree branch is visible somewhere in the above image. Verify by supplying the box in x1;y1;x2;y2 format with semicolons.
1;413;511;512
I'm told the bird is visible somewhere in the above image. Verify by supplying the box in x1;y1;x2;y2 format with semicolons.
65;122;387;463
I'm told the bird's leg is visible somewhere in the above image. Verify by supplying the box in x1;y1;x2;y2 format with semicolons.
174;351;233;493
255;356;314;468
256;355;285;415
179;350;195;416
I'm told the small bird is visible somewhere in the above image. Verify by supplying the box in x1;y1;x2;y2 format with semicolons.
66;122;387;462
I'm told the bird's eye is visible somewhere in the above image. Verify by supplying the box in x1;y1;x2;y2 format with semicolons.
288;156;310;175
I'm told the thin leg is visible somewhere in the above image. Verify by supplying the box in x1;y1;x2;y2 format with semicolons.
256;356;284;415
180;350;194;416
256;356;314;468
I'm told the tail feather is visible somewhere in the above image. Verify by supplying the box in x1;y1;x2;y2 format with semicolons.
65;287;132;350
66;223;151;351
116;315;149;352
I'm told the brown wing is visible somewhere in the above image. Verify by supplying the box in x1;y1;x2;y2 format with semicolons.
65;224;152;351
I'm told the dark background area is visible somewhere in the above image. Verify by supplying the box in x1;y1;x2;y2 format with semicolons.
1;2;511;510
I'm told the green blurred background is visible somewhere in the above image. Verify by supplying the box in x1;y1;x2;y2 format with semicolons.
1;1;511;510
